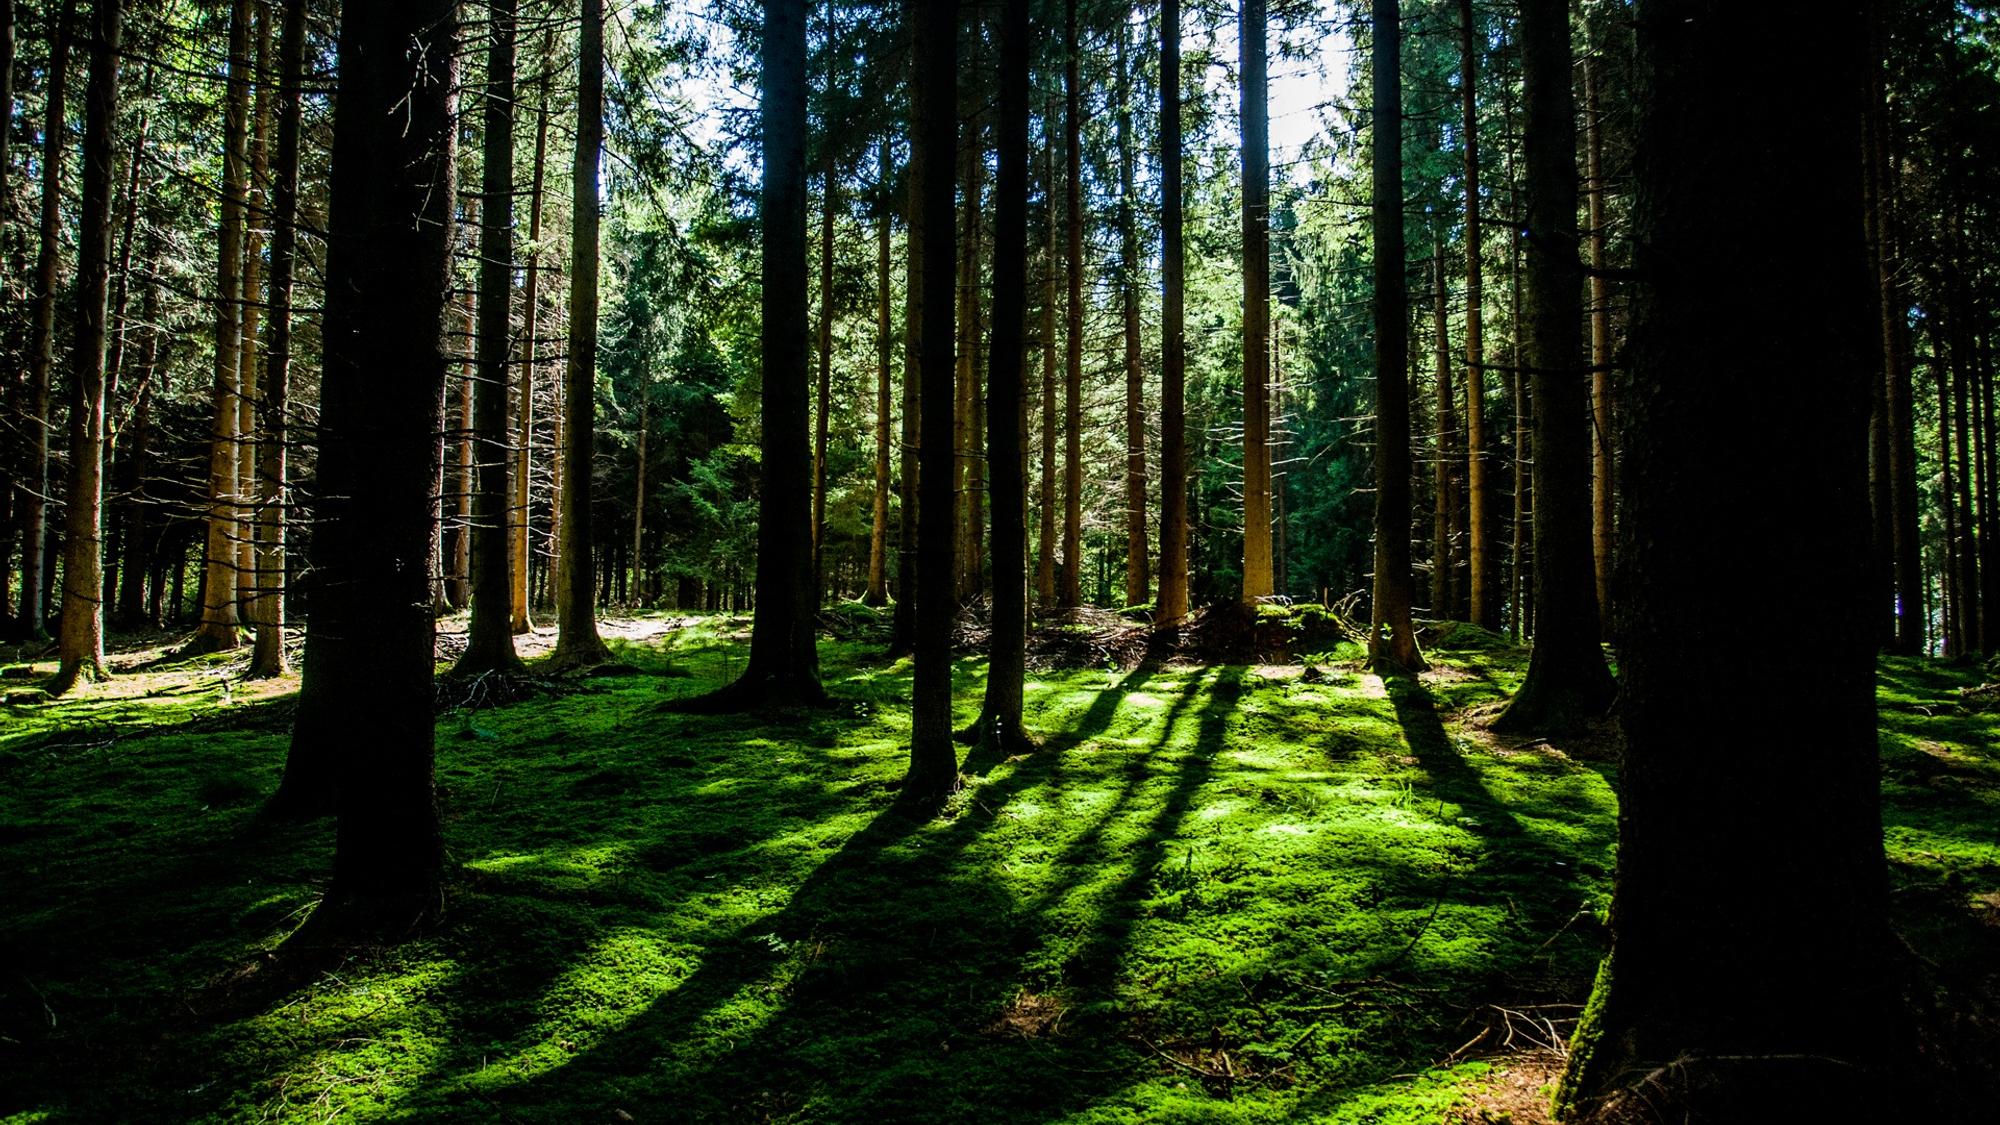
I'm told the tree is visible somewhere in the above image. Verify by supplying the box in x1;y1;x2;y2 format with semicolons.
513;33;555;637
189;0;254;655
1458;0;1495;629
1058;0;1082;609
15;0;74;643
1554;2;1901;1116
551;0;614;669
1585;40;1613;635
455;0;525;676
908;0;959;803
975;0;1029;753
1367;0;1424;672
1493;0;1614;732
890;114;922;656
50;0;121;694
1431;253;1457;617
1116;11;1146;610
1240;0;1273;605
283;0;457;936
866;137;893;607
1156;0;1189;626
249;0;305;679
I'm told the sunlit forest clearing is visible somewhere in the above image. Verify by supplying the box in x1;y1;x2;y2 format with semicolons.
5;615;1997;1122
5;0;2000;1119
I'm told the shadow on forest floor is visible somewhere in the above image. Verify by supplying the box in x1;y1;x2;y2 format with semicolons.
0;613;1994;1122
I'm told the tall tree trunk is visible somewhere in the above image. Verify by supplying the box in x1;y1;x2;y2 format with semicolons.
1431;253;1457;617
1493;0;1613;732
1870;22;1922;654
813;154;835;601
513;35;552;636
249;0;305;679
1950;263;1978;652
889;125;923;655
51;0;120;694
631;375;647;605
279;0;456;936
1117;13;1146;610
1459;0;1494;629
16;0;74;642
1367;0;1424;672
1240;0;1273;604
955;87;985;602
455;0;523;674
0;0;14;239
976;0;1029;753
236;1;271;621
1506;90;1530;642
448;283;474;610
908;0;960;801
190;0;253;653
551;0;611;668
866;136;892;607
1037;99;1058;608
1555;3;1901;1114
1157;0;1189;626
1058;0;1082;609
1585;48;1614;636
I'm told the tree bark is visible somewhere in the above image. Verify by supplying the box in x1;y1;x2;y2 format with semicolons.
51;0;120;694
1157;0;1189;626
16;0;74;642
1555;3;1901;1114
1493;0;1613;732
513;35;552;636
279;0;456;936
889;119;923;655
1459;0;1494;629
1058;0;1083;608
1240;0;1273;605
866;136;892;607
1431;253;1457;617
235;1;272;622
976;0;1029;752
455;0;524;675
908;0;960;802
1117;13;1147;610
813;152;835;601
1367;0;1424;672
551;0;612;669
1585;49;1614;637
1870;21;1921;654
1037;98;1058;608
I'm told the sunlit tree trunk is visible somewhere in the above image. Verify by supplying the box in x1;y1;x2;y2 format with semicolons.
1157;0;1189;627
813;152;835;601
1431;253;1457;617
890;128;922;655
279;0;456;932
1367;0;1424;672
908;0;960;801
17;0;75;642
1555;3;1900;1114
235;1;271;621
1037;99;1058;608
867;137;893;607
1240;0;1273;605
1494;0;1612;731
51;0;121;695
513;36;552;636
1117;14;1147;610
1459;0;1495;629
551;0;612;668
1585;49;1613;636
1058;0;1082;608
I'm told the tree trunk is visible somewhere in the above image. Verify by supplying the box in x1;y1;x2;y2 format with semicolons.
908;0;960;802
631;374;648;605
1240;0;1273;605
455;0;523;675
513;36;552;636
1554;4;1901;1114
866;136;892;607
1431;253;1457;617
1585;49;1614;637
551;0;612;668
1158;0;1189;626
889;119;923;655
1058;0;1082;609
1037;99;1058;608
1459;0;1494;629
236;2;271;622
16;0;74;642
1367;0;1424;672
1870;23;1922;654
190;0;253;654
249;0;305;679
976;0;1029;753
51;0;120;694
955;91;985;603
813;152;835;601
0;0;14;240
1117;14;1147;610
278;0;456;937
1493;0;1613;732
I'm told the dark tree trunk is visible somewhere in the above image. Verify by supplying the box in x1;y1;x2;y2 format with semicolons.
551;0;612;668
51;0;121;694
1870;21;1922;653
1058;0;1082;608
1157;0;1189;627
455;0;523;676
1555;3;1902;1115
1459;0;1495;629
1431;253;1457;618
1493;0;1613;732
866;137;892;607
1585;49;1614;635
889;118;923;656
813;152;835;602
976;0;1029;753
1367;0;1424;672
513;37;552;636
1240;0;1272;603
1037;99;1058;609
908;0;959;802
248;0;305;679
279;0;456;938
16;0;74;642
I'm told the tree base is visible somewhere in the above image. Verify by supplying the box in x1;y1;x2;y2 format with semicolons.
261;782;337;822
659;671;830;714
281;884;443;954
545;636;614;673
179;626;242;657
47;659;108;697
1491;666;1615;736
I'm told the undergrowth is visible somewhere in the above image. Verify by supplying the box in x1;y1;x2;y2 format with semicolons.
0;613;1993;1123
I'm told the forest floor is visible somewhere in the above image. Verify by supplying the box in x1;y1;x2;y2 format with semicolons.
1;609;1997;1123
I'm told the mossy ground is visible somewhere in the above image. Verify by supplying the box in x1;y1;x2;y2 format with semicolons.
1;615;1994;1123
